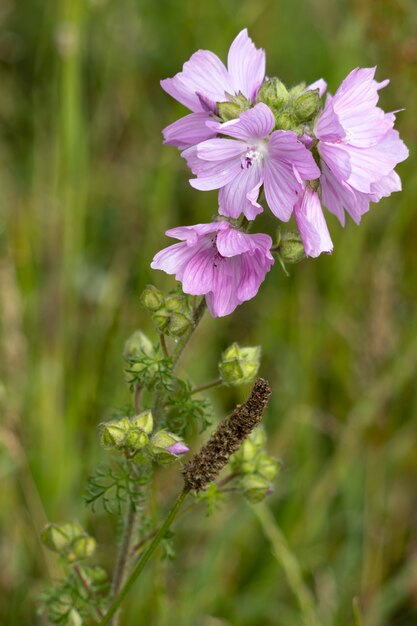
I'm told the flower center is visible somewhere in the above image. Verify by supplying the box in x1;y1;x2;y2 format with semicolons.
241;145;264;169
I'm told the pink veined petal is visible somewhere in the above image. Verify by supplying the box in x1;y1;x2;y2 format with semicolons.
236;250;273;302
216;226;271;257
162;112;216;149
151;242;198;279
345;129;409;193
166;221;227;242
317;142;351;181
205;257;242;317
195;137;246;162
161;49;234;113
268;131;321;180
181;246;217;295
227;28;266;101
369;170;402;201
218;161;264;220
263;158;301;221
307;78;327;97
188;159;242;191
320;161;370;225
315;96;345;142
294;187;333;258
216;103;275;141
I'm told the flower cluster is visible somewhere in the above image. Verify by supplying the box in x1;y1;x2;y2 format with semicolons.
152;29;408;317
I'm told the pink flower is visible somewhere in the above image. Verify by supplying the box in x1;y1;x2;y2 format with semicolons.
315;67;409;225
161;29;265;149
182;103;320;221
151;221;274;317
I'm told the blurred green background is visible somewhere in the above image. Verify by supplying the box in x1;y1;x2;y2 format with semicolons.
1;0;416;624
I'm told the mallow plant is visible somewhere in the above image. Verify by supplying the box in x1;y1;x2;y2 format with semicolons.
40;28;408;626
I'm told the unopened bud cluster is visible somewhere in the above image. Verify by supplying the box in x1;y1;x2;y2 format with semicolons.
219;343;261;385
257;78;320;134
231;427;280;503
41;522;96;562
140;285;193;337
99;410;189;463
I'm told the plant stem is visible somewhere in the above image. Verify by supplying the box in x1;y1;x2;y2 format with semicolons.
191;377;223;395
159;333;169;358
108;504;138;626
73;564;105;621
252;502;320;626
99;488;190;626
172;297;206;370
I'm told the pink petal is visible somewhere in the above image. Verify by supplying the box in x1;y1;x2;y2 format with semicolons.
195;138;246;162
268;131;321;180
216;103;275;141
216;227;272;257
166;222;226;242
205;257;242;317
181;246;216;295
236;250;273;302
345;129;409;192
151;242;197;279
218;161;263;219
369;170;402;201
161;50;233;113
320;161;369;225
307;78;327;97
317;142;351;181
263;158;301;221
294;187;333;257
315;96;345;142
162;112;216;149
227;28;266;101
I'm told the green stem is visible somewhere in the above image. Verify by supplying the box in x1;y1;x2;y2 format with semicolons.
191;377;223;395
99;489;190;626
172;297;206;370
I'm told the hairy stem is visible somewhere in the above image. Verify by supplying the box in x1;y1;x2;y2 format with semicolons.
191;377;223;395
73;564;105;621
172;297;206;370
99;488;190;626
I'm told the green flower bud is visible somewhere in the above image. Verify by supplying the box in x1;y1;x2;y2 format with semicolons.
217;101;242;121
41;522;83;553
165;294;187;313
274;110;298;131
131;410;154;434
241;475;272;503
150;430;189;464
140;285;164;312
256;453;280;481
168;311;192;336
123;330;154;360
277;231;305;264
289;82;306;99
99;417;131;449
257;78;289;109
219;343;261;386
125;428;148;450
151;308;170;332
68;535;97;562
294;89;320;121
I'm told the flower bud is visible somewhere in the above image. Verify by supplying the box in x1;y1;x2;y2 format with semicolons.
165;294;187;313
151;308;170;332
219;343;261;386
124;428;148;450
277;232;305;264
294;89;320;121
68;535;97;562
140;285;165;312
257;78;289;109
217;101;242;121
256;453;280;481
168;311;192;336
274;110;298;131
131;410;153;434
123;330;154;360
99;417;131;449
241;475;272;503
41;522;83;553
150;430;189;463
